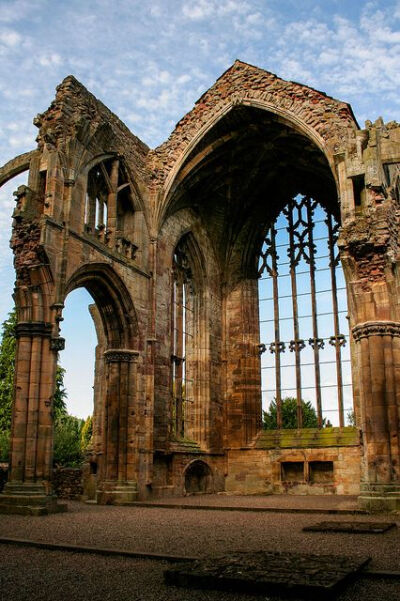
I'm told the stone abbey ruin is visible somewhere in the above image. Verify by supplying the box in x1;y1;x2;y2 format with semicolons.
1;60;400;514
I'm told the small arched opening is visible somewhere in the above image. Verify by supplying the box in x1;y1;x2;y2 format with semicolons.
184;460;213;495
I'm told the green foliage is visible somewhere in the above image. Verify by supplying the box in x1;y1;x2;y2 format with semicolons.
262;397;325;430
0;430;10;462
53;414;84;467
0;308;16;434
347;410;356;427
80;415;93;453
53;366;67;418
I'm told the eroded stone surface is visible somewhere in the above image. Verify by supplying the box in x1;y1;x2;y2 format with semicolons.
1;60;400;513
164;551;371;598
303;521;397;534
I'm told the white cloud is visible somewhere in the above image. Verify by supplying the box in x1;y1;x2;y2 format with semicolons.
0;0;40;23
0;28;21;46
182;0;251;20
38;53;62;67
0;0;399;369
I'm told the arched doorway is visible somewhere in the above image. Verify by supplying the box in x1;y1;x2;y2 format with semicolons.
184;460;213;494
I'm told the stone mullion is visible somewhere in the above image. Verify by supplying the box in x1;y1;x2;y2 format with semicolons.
107;158;119;246
287;206;303;429
200;293;209;448
174;277;184;436
87;193;96;232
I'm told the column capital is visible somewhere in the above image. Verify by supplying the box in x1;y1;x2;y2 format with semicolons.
15;321;52;338
104;349;139;363
352;320;400;342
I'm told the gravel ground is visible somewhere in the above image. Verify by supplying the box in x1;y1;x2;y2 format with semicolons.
0;498;399;601
135;494;360;510
1;544;400;601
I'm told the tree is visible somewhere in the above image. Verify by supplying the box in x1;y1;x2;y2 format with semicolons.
80;415;93;453
0;308;16;433
53;414;84;467
53;366;68;418
347;410;356;427
262;397;325;429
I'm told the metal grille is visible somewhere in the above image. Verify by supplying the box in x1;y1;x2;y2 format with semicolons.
258;196;352;428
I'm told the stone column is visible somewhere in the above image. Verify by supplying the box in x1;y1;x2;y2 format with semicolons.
0;323;65;515
96;348;139;504
225;279;262;448
353;321;400;511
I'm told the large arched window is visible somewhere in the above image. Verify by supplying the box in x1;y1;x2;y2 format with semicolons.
84;158;137;258
258;195;352;429
171;237;196;439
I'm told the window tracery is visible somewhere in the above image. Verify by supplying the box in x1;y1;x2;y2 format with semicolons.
171;239;195;439
258;195;352;428
84;158;137;259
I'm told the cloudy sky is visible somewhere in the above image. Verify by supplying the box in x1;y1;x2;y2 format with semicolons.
0;0;399;417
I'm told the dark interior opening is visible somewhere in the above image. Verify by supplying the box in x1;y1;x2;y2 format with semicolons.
309;461;334;483
281;461;304;482
184;461;213;494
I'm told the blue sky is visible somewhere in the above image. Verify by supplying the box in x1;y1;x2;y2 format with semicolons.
0;0;399;417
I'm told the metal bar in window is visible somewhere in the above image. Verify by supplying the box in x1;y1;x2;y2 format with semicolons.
270;226;282;427
262;359;351;369
274;235;330;249
286;201;303;428
274;218;327;232
262;383;352;393
260;310;347;323
259;287;346;302
306;197;323;427
259;266;332;280
327;213;345;427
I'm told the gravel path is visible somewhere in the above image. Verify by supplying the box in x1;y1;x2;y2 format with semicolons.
0;501;398;571
0;499;399;600
1;544;400;601
134;494;360;510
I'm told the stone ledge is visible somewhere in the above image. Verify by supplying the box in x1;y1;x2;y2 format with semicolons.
255;427;360;449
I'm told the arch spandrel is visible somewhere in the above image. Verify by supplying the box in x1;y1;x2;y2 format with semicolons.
152;60;359;216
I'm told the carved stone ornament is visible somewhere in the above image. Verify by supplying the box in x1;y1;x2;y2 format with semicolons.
50;337;65;352
352;321;400;342
104;349;139;363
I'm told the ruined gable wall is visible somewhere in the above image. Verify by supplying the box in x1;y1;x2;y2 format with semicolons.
151;60;358;198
